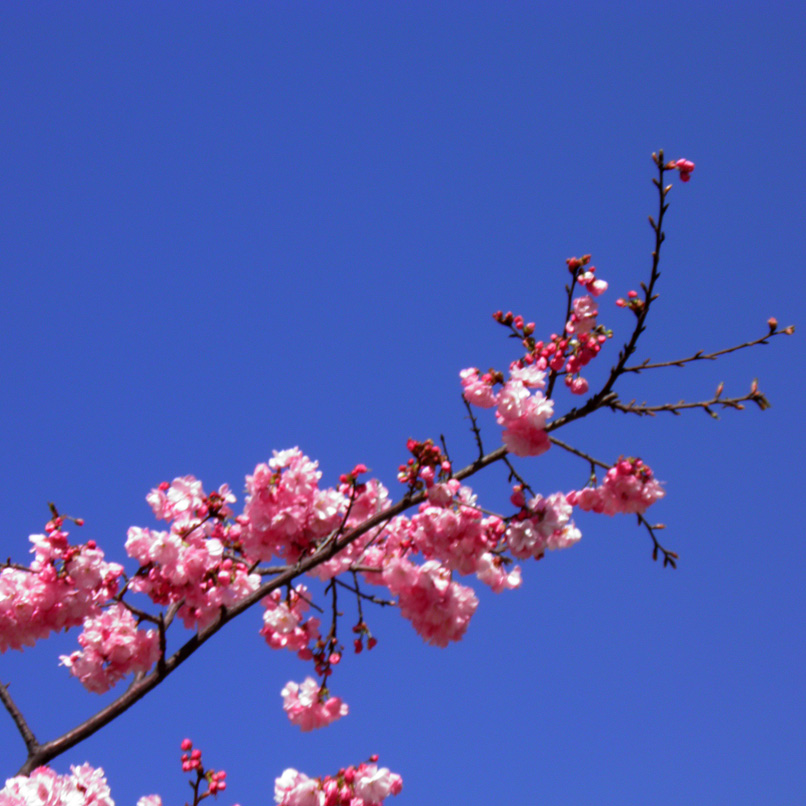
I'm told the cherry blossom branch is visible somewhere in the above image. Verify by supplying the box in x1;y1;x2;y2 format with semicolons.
15;445;512;774
546;264;580;399
622;323;795;373
0;682;39;757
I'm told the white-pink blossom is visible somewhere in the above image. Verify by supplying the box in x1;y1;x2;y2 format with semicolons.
0;764;113;806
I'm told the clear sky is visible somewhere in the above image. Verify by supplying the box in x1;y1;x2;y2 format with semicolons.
1;4;803;805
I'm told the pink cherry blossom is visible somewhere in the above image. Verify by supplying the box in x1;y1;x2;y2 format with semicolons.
495;380;553;457
566;295;598;337
243;449;348;563
381;557;478;647
568;458;664;515
0;532;122;654
459;368;498;408
274;769;324;806
353;764;404;803
281;677;349;731
125;522;260;631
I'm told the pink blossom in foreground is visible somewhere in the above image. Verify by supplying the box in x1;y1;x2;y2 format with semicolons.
59;603;160;693
125;523;260;630
508;361;546;388
577;265;608;297
566;295;598;337
136;797;163;806
308;479;391;581
0;764;113;806
568;457;665;515
353;764;404;804
282;677;349;731
474;551;522;592
411;484;497;576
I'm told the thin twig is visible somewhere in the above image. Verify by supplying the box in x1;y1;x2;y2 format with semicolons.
549;437;610;471
333;576;395;607
622;326;794;373
606;387;769;418
639;514;677;568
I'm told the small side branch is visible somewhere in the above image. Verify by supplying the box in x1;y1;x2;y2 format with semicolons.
622;325;795;373
0;681;39;756
549;437;610;471
606;384;770;418
462;396;486;461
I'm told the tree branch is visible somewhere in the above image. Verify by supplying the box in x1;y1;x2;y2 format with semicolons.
16;444;511;774
0;681;39;757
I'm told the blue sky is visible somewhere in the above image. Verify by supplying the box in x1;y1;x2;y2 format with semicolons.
1;4;803;804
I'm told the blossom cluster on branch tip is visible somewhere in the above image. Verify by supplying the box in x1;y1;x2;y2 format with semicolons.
567;458;664;515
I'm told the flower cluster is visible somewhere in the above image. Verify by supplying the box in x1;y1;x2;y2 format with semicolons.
505;489;581;559
261;585;321;656
59;603;160;693
243;449;347;563
462;256;612;451
381;557;478;647
567;458;665;515
275;758;402;806
0;764;114;806
282;677;349;731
